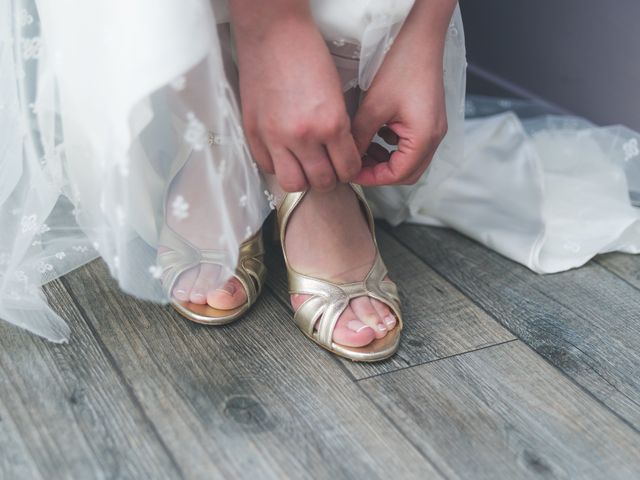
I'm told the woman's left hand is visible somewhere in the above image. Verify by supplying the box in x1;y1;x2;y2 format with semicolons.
351;0;457;186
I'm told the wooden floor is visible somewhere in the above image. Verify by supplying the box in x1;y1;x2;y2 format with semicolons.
2;223;640;479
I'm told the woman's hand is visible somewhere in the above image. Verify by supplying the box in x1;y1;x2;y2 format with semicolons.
351;0;457;186
230;1;361;192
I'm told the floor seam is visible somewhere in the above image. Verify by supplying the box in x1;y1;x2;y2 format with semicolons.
386;226;640;436
355;338;519;383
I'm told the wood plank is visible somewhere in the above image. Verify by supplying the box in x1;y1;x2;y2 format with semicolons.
596;252;640;290
62;259;443;479
389;224;640;430
264;227;515;379
0;398;43;480
361;341;640;479
0;279;181;480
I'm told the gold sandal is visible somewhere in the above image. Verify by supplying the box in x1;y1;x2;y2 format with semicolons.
276;183;403;362
158;228;266;325
158;127;266;325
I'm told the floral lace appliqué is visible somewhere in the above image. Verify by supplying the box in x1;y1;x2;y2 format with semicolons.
623;138;639;161
184;112;207;151
171;195;190;220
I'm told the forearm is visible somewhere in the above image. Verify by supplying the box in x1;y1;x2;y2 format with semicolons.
398;0;458;60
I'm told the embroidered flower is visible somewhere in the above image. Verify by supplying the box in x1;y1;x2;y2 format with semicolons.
36;223;50;235
623;138;639;161
22;37;42;60
239;195;248;208
184;112;207;151
14;270;27;283
208;132;223;146
149;265;163;279
20;214;37;233
55;252;66;260
17;9;34;27
72;245;89;253
171;195;190;220
37;262;54;274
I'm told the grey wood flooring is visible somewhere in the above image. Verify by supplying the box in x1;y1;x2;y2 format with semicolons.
2;223;640;479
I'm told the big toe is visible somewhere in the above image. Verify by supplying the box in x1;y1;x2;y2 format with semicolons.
207;276;247;310
292;294;376;348
350;296;388;339
331;306;377;348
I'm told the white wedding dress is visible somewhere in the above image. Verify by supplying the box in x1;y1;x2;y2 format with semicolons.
1;0;638;342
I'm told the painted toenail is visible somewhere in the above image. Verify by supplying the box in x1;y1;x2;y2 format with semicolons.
384;315;396;327
347;320;373;333
376;323;387;332
175;289;187;299
193;293;205;300
217;283;237;296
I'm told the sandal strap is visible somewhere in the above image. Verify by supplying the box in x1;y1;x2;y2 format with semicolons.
290;252;401;347
278;183;402;349
158;229;265;304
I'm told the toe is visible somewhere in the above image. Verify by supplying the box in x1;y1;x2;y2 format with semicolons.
372;299;396;330
290;293;309;312
189;265;213;304
350;297;388;339
331;306;376;347
207;276;247;310
172;266;199;302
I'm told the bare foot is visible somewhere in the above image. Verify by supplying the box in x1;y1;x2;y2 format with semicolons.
162;154;248;311
270;179;397;347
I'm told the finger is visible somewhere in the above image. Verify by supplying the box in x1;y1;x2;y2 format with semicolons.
378;126;399;145
354;148;422;186
351;99;388;156
271;147;308;192
247;136;275;174
325;131;362;183
291;143;337;192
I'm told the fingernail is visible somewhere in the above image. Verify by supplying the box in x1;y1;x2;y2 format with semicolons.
376;323;387;332
347;320;373;333
384;315;396;328
217;282;236;296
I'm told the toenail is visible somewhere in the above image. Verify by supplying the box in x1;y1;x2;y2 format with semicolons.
384;315;396;327
217;283;237;296
192;293;205;300
347;320;373;333
376;323;387;332
175;289;187;299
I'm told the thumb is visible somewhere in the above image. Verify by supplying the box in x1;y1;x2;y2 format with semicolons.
351;99;388;156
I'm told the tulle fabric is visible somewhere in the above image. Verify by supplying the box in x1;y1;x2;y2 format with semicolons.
1;0;466;342
1;0;271;342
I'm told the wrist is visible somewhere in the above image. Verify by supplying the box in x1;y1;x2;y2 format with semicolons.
229;0;314;41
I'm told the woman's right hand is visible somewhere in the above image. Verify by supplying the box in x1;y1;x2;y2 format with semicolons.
230;2;361;192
